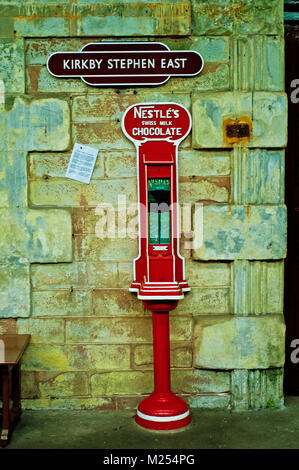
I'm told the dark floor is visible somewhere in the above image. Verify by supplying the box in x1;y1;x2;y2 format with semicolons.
3;397;299;449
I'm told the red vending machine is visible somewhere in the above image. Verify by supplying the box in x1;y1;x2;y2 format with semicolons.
122;103;191;430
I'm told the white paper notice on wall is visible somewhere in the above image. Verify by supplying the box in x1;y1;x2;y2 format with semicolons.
66;143;99;184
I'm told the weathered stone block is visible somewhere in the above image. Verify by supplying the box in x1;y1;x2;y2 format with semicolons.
29;178;137;207
28;208;70;262
0;17;14;38
192;205;287;260
180;178;230;204
14;16;70;38
28;152;104;179
0;39;24;93
232;260;284;315
25;38;86;66
251;93;287;148
18;318;65;344
31;262;119;290
91;371;153;396
191;0;283;36
31;263;80;290
32;290;92;317
231;149;284;204
25;209;72;263
118;262;134;287
93;289;146;316
38;372;89;398
26;65;86;94
105;152;136;178
0;262;30;318
168;317;192;341
65;318;152;343
155;36;230;92
2;98;70;151
74;235;138;262
171;368;230;394
165;63;230;93
0;151;28;208
231;36;284;92
133;342;192;368
21;397;115;410
2;2;190;38
77;1;191;36
73;208;110;234
78;262;119;288
231;368;284;409
179;150;231;178
192;92;252;148
185;260;231;287
186;394;229;409
21;344;131;372
163;36;229;63
21;371;39;399
175;288;230;315
193;315;285;369
192;92;287;149
73;92;191;122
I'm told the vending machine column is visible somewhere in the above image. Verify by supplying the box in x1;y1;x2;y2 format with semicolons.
122;103;191;430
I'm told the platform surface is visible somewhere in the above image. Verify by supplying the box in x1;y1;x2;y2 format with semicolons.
2;397;299;449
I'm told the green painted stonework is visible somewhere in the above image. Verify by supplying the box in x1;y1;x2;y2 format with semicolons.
231;369;284;410
1;97;70;151
193;205;286;260
192;92;287;149
191;0;283;36
231;149;284;204
0;0;287;410
0;151;28;208
232;260;284;315
0;208;72;263
38;372;89;398
193;316;285;369
21;344;131;372
0;262;30;317
0;39;25;93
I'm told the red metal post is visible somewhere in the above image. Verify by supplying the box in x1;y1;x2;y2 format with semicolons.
135;301;191;430
152;311;171;393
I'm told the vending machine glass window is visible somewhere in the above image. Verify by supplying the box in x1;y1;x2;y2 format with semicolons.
148;178;171;244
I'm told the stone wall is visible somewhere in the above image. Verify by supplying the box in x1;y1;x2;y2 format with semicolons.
0;0;287;410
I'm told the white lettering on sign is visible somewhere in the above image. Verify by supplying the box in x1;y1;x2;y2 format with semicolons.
107;58;156;69
153;246;168;251
134;106;180;119
160;58;187;69
63;59;103;70
132;127;182;137
66;143;99;184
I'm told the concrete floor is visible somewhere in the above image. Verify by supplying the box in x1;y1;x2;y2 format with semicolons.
3;397;299;449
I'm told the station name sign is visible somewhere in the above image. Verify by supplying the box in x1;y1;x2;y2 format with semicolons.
47;42;204;87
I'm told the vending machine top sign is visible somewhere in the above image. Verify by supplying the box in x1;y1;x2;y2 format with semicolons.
122;102;191;301
122;103;191;143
